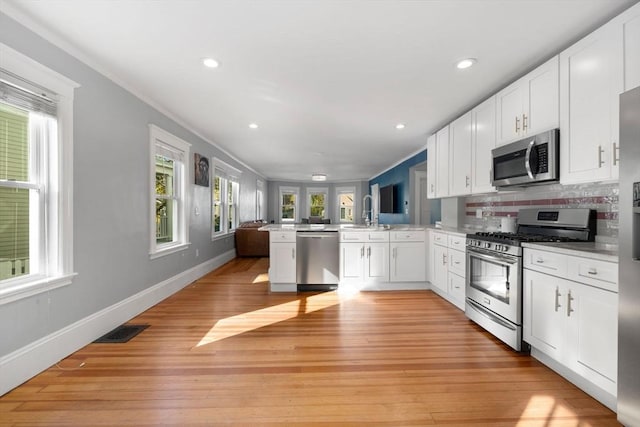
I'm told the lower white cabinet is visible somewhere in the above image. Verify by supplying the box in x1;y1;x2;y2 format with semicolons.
523;253;618;397
428;230;466;310
390;231;426;282
339;232;389;284
431;239;448;294
269;231;297;286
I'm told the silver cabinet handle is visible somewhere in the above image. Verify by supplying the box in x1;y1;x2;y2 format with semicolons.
536;258;545;264
361;246;364;258
613;142;619;166
555;286;562;312
587;268;598;275
443;254;448;265
454;260;461;265
522;113;528;132
431;183;434;192
567;291;575;317
515;116;520;133
598;145;605;167
465;176;470;187
367;246;371;258
292;248;295;259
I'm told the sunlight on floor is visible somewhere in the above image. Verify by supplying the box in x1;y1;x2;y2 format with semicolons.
517;395;585;426
251;273;269;283
195;291;356;347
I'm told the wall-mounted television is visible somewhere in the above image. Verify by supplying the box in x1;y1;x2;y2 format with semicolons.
379;184;398;214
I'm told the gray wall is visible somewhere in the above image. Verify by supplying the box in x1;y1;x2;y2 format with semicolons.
0;13;264;357
267;180;369;224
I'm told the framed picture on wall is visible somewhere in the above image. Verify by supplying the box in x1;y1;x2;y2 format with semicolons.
194;153;209;187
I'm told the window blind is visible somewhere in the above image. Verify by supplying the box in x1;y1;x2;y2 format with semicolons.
0;69;57;117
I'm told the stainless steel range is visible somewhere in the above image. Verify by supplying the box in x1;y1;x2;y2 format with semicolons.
465;208;597;351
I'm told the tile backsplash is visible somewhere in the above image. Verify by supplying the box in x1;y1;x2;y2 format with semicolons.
464;182;619;239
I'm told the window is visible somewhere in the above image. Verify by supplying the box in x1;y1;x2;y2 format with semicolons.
212;158;241;238
307;187;328;219
336;187;356;223
0;43;78;304
256;179;265;221
279;186;299;223
149;125;190;258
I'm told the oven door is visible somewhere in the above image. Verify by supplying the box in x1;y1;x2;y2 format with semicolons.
465;247;521;324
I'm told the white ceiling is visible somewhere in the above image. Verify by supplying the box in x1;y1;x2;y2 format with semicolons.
2;0;637;181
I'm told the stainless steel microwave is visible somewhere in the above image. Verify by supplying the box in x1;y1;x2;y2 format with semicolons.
491;129;559;188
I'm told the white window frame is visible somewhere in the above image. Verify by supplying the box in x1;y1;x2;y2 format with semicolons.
306;187;329;219
335;186;356;224
256;179;265;221
0;43;79;305
212;158;242;239
279;186;299;223
149;125;191;259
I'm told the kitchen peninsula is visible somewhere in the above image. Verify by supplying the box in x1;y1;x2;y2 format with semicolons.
260;224;429;292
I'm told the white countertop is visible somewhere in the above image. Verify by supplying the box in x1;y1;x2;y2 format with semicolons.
522;241;618;263
258;224;427;232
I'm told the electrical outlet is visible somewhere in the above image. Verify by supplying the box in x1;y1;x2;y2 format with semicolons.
476;209;483;219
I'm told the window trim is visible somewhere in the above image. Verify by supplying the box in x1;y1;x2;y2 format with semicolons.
0;43;79;305
306;187;329;219
149;124;191;259
211;157;242;239
256;179;265;221
335;186;356;224
279;186;299;223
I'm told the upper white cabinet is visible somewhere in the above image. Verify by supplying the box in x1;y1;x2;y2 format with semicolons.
426;134;437;199
435;126;450;198
621;5;640;91
471;96;497;194
560;23;621;184
496;56;559;146
449;111;473;196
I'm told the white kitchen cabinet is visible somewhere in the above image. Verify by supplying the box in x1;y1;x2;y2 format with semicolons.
449;111;473;196
471;96;497;194
365;242;390;282
432;243;448;294
523;250;618;397
426;134;437;199
428;230;465;310
435;126;450;198
448;272;465;309
339;232;389;284
496;56;559;146
340;242;366;283
560;23;621;184
390;231;426;282
269;231;297;287
621;3;640;91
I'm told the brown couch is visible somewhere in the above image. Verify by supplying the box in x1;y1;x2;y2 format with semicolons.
234;221;269;257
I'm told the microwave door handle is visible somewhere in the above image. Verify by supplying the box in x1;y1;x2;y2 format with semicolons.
524;139;535;179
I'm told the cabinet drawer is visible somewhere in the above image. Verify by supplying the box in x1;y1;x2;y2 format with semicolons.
390;230;425;242
448;272;466;303
432;231;448;246
567;256;618;292
448;248;466;277
523;248;568;276
448;234;466;250
340;232;367;242
366;231;390;242
270;231;296;242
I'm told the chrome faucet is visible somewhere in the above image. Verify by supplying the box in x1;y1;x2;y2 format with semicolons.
362;194;373;226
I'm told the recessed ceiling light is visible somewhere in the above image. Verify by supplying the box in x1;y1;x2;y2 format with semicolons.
456;58;477;69
396;123;405;130
203;58;220;68
248;123;258;129
311;173;327;181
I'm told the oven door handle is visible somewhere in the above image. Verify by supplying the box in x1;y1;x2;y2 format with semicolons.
468;249;518;265
524;139;536;179
467;299;517;331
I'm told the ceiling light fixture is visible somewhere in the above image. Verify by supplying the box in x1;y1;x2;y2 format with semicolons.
249;123;258;129
396;123;405;130
203;58;220;68
311;173;327;181
456;58;477;69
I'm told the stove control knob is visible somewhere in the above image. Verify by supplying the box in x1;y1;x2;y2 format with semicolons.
484;242;491;249
503;245;509;252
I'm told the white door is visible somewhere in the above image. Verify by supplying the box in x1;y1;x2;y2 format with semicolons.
449;111;473;196
270;243;296;283
525;55;559;136
432;244;448;293
340;243;364;282
496;82;524;145
435;126;450;198
413;170;430;224
471;96;497;194
391;242;426;282
366;242;389;281
622;6;640;91
426;134;437;199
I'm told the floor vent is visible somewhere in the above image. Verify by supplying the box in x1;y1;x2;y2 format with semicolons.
94;324;149;343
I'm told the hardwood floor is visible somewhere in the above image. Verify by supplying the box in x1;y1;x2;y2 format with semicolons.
0;258;620;426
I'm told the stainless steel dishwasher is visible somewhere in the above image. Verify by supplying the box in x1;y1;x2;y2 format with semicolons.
296;230;339;291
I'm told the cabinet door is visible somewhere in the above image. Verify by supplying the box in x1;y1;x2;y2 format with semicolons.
426;134;437;199
565;284;618;395
448;272;465;310
390;242;426;282
523;269;566;360
270;243;296;283
435;126;450;198
525;55;559;136
449;111;473;196
622;4;640;91
365;242;389;281
496;82;524;145
432;244;448;293
560;24;622;184
471;96;497;194
340;243;364;283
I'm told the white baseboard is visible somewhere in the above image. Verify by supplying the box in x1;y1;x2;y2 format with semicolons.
0;250;235;396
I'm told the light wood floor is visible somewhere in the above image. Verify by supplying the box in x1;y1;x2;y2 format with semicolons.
0;258;620;426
